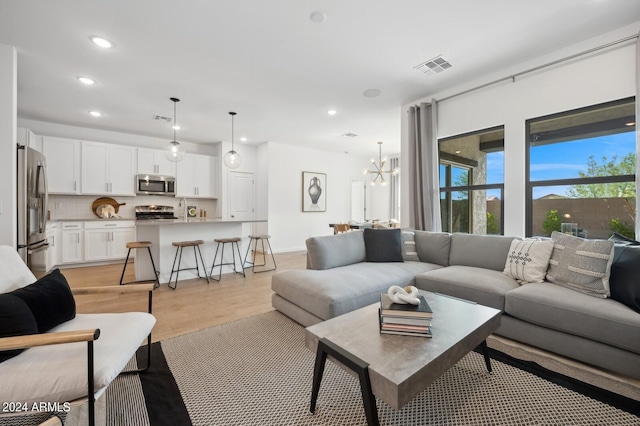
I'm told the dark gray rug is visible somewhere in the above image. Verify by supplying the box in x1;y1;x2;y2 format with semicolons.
106;311;640;425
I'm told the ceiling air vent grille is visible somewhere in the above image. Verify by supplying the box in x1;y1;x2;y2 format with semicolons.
153;115;172;122
342;133;358;138
414;55;452;75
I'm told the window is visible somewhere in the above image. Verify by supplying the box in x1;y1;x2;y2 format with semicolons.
439;126;504;234
526;97;636;239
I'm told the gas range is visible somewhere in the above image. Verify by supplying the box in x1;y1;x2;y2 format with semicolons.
135;205;178;220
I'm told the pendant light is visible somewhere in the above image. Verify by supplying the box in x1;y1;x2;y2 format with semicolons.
364;141;399;185
164;97;185;162
223;111;242;169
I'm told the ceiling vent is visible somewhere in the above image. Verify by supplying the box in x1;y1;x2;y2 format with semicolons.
153;114;172;122
342;133;358;138
414;55;452;75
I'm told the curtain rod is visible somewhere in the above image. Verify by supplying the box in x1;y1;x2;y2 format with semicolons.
438;34;639;103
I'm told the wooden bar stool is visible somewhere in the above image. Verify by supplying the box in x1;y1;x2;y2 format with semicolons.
209;237;245;282
119;241;160;289
168;240;209;290
243;234;277;273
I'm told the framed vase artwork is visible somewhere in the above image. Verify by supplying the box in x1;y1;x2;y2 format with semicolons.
302;171;326;212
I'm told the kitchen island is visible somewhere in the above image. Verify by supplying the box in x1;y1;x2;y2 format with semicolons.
135;218;267;285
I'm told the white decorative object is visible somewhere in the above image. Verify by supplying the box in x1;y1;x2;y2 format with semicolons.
387;285;420;305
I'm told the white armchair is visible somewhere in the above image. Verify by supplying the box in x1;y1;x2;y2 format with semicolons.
0;245;156;426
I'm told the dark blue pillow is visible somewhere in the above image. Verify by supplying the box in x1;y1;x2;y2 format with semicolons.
0;293;38;362
363;228;403;262
11;269;76;333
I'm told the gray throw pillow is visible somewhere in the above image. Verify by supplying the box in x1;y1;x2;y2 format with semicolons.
546;231;615;298
401;230;420;261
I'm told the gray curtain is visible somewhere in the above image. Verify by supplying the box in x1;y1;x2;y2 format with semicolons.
390;157;400;220
636;31;640;239
408;101;442;231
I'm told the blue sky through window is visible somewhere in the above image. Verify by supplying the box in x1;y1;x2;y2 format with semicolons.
530;131;635;199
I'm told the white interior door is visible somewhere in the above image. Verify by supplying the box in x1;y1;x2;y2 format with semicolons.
229;171;255;221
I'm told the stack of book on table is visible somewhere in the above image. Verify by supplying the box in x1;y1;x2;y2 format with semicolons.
379;293;433;337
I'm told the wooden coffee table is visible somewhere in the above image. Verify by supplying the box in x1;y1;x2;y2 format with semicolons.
305;291;501;426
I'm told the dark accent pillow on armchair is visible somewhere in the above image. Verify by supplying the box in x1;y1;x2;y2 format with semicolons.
0;294;38;363
363;228;403;262
11;269;76;333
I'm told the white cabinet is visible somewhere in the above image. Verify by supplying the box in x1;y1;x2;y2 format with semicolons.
84;221;135;262
137;148;176;176
17;127;43;152
176;153;217;198
43;137;81;194
82;141;136;196
61;222;84;264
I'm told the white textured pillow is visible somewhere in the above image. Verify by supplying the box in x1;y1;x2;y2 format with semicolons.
503;239;555;284
401;230;420;261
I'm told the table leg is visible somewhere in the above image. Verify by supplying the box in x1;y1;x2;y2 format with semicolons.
480;340;492;373
310;338;379;426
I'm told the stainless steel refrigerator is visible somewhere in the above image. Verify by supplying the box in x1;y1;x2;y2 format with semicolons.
17;145;49;266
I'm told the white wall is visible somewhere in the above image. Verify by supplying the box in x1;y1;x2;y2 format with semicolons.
0;44;17;247
401;23;640;237
266;142;370;252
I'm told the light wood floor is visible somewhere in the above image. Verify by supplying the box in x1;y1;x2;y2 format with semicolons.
62;251;307;342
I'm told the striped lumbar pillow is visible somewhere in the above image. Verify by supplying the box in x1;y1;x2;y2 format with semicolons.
401;230;420;261
546;231;615;298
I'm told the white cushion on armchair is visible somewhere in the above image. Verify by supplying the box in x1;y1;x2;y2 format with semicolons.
0;312;155;405
0;246;38;292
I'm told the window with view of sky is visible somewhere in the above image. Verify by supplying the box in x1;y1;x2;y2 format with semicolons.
526;98;636;239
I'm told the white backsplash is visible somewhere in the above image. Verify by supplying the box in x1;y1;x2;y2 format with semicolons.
48;195;218;220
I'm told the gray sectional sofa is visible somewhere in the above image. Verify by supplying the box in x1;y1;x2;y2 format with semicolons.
271;230;640;379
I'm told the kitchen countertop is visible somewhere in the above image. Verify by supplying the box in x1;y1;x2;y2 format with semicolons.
51;218;267;224
52;218;135;222
135;218;267;226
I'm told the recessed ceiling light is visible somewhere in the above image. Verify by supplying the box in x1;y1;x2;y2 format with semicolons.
90;36;113;49
363;89;381;98
327;109;337;116
172;125;180;130
625;121;635;126
89;111;102;117
77;76;95;85
240;137;247;142
310;11;326;24
455;150;461;154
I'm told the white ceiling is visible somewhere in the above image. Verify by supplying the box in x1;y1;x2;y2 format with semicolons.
1;0;639;156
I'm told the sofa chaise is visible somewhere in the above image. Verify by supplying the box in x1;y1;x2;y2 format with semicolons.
271;230;640;380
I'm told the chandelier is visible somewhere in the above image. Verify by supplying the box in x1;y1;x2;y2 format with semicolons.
364;141;399;185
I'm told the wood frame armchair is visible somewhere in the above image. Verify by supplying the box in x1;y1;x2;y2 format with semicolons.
0;246;156;426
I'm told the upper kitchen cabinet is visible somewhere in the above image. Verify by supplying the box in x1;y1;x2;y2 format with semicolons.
176;153;217;198
137;148;176;176
82;141;136;196
17;127;43;152
42;136;81;194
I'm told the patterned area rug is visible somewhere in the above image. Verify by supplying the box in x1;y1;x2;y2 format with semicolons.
105;311;640;426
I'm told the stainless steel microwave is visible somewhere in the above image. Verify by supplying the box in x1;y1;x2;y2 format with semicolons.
136;174;176;196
